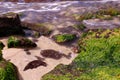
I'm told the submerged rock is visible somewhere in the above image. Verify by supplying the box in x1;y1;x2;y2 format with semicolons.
22;22;52;36
0;13;24;37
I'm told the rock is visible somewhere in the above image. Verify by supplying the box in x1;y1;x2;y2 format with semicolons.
22;22;52;36
52;34;76;43
83;18;120;29
7;36;37;48
0;13;24;37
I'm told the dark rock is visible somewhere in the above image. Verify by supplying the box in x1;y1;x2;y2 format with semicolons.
19;38;37;48
0;13;24;37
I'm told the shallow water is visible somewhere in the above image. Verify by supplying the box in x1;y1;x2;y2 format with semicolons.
0;0;119;15
0;1;79;14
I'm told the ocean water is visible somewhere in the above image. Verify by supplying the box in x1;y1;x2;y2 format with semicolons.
0;0;119;14
0;0;119;23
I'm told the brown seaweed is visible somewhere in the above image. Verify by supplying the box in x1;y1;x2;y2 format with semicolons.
24;58;47;71
41;49;71;60
41;49;63;60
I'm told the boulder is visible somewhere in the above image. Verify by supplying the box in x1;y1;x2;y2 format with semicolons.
0;13;24;37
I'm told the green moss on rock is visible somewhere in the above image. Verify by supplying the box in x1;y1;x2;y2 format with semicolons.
53;34;76;43
7;36;37;48
7;36;19;48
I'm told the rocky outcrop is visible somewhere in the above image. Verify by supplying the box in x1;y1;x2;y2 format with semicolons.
0;13;24;37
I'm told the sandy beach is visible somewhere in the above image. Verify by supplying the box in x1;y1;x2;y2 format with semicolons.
1;36;77;80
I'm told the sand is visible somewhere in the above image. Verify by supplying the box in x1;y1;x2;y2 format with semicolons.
1;36;77;80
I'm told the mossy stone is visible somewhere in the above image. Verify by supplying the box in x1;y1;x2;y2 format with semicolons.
54;34;76;43
7;36;37;48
